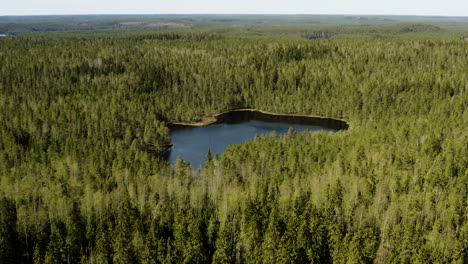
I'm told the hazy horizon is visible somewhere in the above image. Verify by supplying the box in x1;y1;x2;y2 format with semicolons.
2;0;468;17
1;14;468;18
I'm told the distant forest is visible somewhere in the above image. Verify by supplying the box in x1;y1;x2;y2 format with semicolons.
0;17;467;264
1;14;468;39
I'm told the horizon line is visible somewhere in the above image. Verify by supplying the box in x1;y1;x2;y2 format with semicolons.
1;13;468;18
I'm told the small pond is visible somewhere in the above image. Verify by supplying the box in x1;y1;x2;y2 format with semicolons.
163;110;348;168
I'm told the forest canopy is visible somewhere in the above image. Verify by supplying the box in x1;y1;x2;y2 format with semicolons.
0;19;467;263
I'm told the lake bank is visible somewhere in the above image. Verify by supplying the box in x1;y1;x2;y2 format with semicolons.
170;108;349;129
165;109;348;167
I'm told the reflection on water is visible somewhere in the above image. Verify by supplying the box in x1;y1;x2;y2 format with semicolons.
164;110;348;168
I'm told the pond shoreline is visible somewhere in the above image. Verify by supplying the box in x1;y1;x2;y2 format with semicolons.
170;108;350;128
165;109;348;167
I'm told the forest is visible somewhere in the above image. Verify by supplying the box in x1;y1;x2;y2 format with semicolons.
0;17;467;264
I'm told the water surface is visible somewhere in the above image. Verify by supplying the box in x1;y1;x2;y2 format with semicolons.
164;110;347;168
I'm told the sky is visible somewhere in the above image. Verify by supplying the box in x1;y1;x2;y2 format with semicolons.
1;0;467;17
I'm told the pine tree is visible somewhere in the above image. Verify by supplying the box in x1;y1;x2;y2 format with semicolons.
212;224;235;264
0;196;19;264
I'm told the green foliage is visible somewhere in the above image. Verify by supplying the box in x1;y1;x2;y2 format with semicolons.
0;27;466;263
0;196;19;263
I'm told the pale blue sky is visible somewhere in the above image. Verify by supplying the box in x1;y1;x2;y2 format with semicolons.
1;0;467;16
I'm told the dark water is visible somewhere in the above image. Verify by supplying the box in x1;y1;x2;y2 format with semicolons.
164;110;348;168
